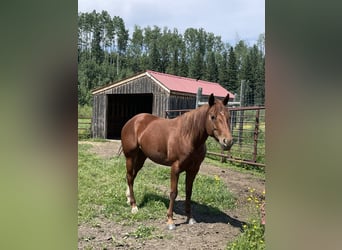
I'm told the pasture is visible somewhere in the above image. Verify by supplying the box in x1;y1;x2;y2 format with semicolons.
78;140;265;249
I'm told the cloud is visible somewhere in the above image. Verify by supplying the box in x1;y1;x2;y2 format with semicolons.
78;0;264;44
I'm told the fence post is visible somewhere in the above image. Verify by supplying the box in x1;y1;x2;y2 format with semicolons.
196;87;202;108
238;110;244;147
253;109;260;162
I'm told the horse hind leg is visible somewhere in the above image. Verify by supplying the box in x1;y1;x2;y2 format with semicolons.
125;149;146;214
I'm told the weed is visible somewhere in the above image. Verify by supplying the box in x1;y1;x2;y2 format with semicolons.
227;188;266;250
227;218;265;250
128;225;157;239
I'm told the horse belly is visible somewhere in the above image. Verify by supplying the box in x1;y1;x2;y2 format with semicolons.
139;139;173;166
139;124;175;166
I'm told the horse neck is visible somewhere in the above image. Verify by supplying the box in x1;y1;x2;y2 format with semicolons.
180;105;209;147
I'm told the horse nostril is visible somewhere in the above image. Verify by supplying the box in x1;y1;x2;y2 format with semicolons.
223;138;233;146
223;138;229;145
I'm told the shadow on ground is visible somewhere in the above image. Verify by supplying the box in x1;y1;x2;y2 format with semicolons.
139;192;246;231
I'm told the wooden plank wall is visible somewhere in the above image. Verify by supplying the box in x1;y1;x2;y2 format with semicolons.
168;93;196;110
92;94;107;138
92;76;169;138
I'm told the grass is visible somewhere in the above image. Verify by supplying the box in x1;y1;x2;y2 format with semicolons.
78;118;92;139
205;137;265;175
127;225;160;239
227;218;265;250
226;188;266;250
78;143;236;225
223;109;266;165
204;157;265;179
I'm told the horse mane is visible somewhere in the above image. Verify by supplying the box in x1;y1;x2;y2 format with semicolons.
179;105;208;140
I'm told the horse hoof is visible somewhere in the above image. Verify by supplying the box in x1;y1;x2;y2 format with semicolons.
131;206;138;214
188;218;197;225
167;223;176;230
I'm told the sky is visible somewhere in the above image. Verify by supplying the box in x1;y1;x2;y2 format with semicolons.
78;0;264;46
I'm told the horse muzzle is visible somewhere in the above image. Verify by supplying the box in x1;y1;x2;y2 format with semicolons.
219;138;234;151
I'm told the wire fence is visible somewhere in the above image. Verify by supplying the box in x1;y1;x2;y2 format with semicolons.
79;106;265;167
165;106;266;167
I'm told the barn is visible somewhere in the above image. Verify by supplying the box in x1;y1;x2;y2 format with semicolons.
91;70;235;139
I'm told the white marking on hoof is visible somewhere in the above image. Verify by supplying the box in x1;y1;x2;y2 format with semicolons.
131;206;138;214
188;218;197;225
167;223;176;230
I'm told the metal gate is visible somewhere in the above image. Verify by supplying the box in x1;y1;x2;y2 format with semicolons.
165;106;265;167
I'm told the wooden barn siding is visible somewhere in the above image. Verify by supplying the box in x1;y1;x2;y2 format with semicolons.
169;93;197;110
92;94;107;138
99;76;169;117
92;76;170;137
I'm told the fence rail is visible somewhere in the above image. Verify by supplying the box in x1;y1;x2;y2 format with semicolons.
79;106;265;167
165;106;265;167
78;117;92;138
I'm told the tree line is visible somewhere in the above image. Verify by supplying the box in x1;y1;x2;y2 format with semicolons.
78;10;265;106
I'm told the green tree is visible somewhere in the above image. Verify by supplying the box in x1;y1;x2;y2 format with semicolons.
206;51;218;82
218;50;229;89
227;47;238;93
234;40;249;80
91;25;104;64
77;11;265;108
149;41;160;71
127;25;144;72
178;45;188;77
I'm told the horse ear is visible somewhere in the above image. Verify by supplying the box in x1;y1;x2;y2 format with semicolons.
223;94;230;106
208;94;215;106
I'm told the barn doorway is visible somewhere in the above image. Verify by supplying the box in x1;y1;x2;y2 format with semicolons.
106;93;153;139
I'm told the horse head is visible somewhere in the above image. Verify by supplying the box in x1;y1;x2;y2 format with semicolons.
206;93;234;150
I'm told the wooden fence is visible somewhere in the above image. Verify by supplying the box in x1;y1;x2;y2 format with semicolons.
78;117;92;139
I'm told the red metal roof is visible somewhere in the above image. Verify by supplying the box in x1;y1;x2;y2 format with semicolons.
147;70;235;99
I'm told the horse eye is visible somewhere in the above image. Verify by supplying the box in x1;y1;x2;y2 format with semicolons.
211;115;216;120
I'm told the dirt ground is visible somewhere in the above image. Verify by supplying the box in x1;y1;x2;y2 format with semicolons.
78;140;265;250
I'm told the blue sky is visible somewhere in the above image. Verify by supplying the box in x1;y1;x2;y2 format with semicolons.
78;0;264;46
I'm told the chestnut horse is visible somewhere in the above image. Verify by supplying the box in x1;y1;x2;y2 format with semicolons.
121;94;233;230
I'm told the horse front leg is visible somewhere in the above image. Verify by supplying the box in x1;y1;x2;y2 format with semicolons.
185;166;200;225
167;166;180;230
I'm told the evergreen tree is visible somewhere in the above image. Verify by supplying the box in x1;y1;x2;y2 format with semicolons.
189;50;204;79
77;11;265;108
218;51;229;89
227;47;238;93
149;41;160;71
206;51;218;82
178;45;188;77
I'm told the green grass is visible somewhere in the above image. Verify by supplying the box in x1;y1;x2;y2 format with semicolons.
205;137;265;175
78;143;236;225
226;218;265;250
204;157;265;179
78;104;92;117
127;225;161;239
78;118;92;139
217;109;266;166
226;187;266;250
